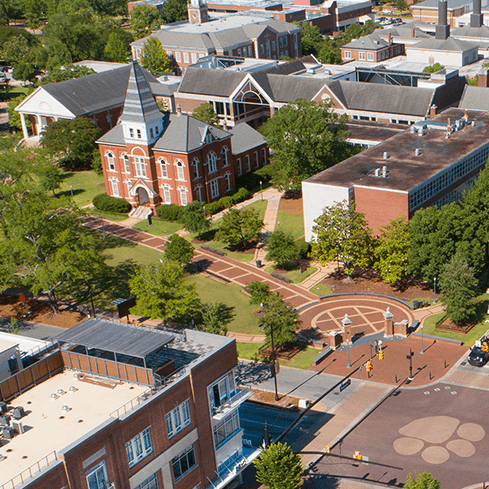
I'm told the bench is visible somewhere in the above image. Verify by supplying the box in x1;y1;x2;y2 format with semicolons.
312;347;333;366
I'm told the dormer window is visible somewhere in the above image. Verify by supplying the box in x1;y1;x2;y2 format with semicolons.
150;127;154;138
206;134;212;144
137;129;142;139
155;126;159;135
129;128;134;138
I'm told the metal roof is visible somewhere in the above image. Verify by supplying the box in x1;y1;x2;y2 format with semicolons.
56;318;174;359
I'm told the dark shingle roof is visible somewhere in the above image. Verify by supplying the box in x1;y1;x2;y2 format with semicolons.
97;124;125;145
230;122;266;154
409;37;478;51
153;114;230;153
41;64;160;116
178;67;246;96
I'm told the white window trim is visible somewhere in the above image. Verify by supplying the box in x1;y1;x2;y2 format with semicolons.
166;399;191;439
126;427;153;468
159;158;169;179
106;152;116;171
175;160;186;181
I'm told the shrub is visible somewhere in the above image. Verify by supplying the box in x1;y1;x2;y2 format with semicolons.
205;201;224;215
295;238;311;258
156;204;185;221
234;187;250;202
92;193;131;213
218;196;234;209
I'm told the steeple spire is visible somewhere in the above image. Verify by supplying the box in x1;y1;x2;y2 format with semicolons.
120;61;164;144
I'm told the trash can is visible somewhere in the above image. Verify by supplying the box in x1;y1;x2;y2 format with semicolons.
256;260;262;268
413;300;419;310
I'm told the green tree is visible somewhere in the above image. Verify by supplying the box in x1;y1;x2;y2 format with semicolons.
162;0;188;23
244;281;270;305
439;252;478;324
103;31;131;63
254;442;303;489
141;37;171;76
373;216;410;284
8;89;34;132
260;98;352;191
317;39;342;64
423;63;445;73
0;0;22;24
396;0;408;11
182;200;211;237
265;229;300;267
12;62;36;83
192;102;218;126
298;21;323;56
404;471;440;489
200;302;233;336
129;259;200;322
164;233;194;264
37;161;65;196
41;116;101;169
130;5;163;39
261;292;300;348
216;207;264;249
311;200;373;276
0;34;30;65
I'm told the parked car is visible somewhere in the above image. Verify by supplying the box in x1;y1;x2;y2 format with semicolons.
393;18;403;23
468;343;489;367
0;66;8;72
376;16;387;23
0;74;7;83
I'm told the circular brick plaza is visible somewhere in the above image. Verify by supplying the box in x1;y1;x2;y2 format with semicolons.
299;294;414;341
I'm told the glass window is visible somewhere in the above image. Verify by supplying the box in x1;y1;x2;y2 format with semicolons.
176;52;181;62
367;53;374;61
163;186;171;204
159;159;168;178
107;152;115;171
166;399;191;438
176;161;185;180
210;179;219;199
359;52;365;60
150;127;154;138
86;462;109;489
207;152;218;173
208;371;236;410
135;157;146;178
130;128;134;138
213;410;240;447
254;151;259;169
246;155;251;172
123;155;130;173
137;129;142;139
111;180;119;197
262;148;267;165
344;51;351;58
225;173;231;192
191;53;197;63
221;146;229;166
126;428;153;468
192;158;200;179
184;52;189;63
172;445;196;481
237;158;242;176
134;473;159;489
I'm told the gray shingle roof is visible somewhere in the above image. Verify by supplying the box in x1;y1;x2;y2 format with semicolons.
328;81;435;117
342;32;389;50
230;122;265;154
409;37;478;51
451;25;489;38
41;64;160;116
57;318;174;359
153;114;230;152
178;67;247;96
413;0;473;9
119;62;162;125
97;124;125;145
459;85;489;111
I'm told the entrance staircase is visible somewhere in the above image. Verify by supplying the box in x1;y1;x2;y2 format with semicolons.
129;206;152;219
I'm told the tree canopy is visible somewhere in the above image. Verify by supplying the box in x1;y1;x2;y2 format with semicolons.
192;102;218;126
164;233;194;264
141;37;171;76
129;259;200;322
162;0;188;23
265;229;300;267
130;5;163;39
200;302;233;336
216;207;264;248
182;200;210;237
254;442;303;489
311;200;373;276
260;98;353;191
261;292;300;348
404;471;440;489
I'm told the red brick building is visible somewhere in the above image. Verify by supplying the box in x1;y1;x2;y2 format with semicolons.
0;319;257;489
341;32;405;62
97;62;268;209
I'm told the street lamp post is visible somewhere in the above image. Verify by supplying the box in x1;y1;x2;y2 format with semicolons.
433;277;437;304
261;303;279;401
420;324;424;354
260;181;263;201
70;185;74;198
342;314;352;368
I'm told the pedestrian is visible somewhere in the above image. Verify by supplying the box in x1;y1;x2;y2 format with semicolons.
378;338;383;351
374;339;379;354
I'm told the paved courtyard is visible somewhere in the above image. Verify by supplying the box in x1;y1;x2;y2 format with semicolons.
313;382;489;489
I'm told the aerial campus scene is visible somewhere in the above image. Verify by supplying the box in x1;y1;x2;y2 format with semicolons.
3;0;489;488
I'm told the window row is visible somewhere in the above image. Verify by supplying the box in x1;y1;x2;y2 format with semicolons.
171;51;202;64
208;371;237;411
409;145;489;209
106;153;147;178
236;148;267;177
166;399;191;439
126;427;153;468
213;410;240;448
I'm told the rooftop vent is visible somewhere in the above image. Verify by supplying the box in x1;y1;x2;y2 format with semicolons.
69;386;77;394
62;405;71;412
415;148;422;156
418;127;424;137
382;166;388;178
383;151;389;160
374;168;381;177
57;389;65;396
51;393;59;401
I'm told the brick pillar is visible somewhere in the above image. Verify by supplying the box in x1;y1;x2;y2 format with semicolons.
384;307;394;336
478;69;489;87
429;105;437;116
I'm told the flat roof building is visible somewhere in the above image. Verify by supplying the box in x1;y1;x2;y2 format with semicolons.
303;108;489;237
0;319;257;489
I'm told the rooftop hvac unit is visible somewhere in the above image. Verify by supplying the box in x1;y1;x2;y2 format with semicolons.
62;405;71;412
51;393;59;401
0;402;7;414
415;148;421;156
383;152;389;160
10;419;24;434
0;415;10;427
382;166;388;178
12;406;24;419
418;127;424;137
374;168;381;177
57;389;65;396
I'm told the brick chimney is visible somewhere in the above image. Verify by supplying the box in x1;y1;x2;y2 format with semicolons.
430;105;437;116
478;69;489;87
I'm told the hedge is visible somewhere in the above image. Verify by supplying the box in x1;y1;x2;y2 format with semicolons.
156;204;185;222
92;194;131;213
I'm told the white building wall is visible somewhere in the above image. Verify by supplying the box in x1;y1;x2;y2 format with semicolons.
405;47;477;66
0;343;20;382
302;182;351;242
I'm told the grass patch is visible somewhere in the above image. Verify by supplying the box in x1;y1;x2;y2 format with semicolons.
101;235;163;267
264;264;317;284
133;218;183;236
277;210;304;240
87;209;128;222
187;274;262;334
58;170;105;207
310;283;333;296
236;342;318;369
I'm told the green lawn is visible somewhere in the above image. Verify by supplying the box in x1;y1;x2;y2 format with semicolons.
236;342;318;369
310;283;333;296
134;218;183;236
277;210;304;240
58;170;105;207
87;209;128;222
102;237;163;267
264;264;317;284
187;274;262;334
422;294;489;346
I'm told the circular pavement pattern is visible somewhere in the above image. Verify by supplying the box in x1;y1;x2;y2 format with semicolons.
298;295;413;340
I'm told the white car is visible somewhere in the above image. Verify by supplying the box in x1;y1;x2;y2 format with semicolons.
0;74;7;83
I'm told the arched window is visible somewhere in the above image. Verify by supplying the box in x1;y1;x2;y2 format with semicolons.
254;151;259;169
162;185;171;204
159;158;169;178
236;158;242;177
123;154;130;173
179;187;188;206
192;158;200;179
134;157;146;178
207;152;218;174
246;154;251;172
225;173;231;192
106;152;115;171
176;160;185;181
221;146;229;167
110;179;119;197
